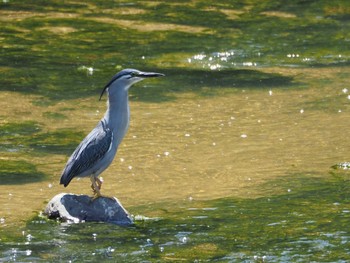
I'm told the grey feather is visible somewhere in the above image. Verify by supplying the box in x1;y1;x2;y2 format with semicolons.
60;120;112;187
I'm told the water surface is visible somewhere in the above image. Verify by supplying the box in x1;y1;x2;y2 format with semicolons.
1;0;350;261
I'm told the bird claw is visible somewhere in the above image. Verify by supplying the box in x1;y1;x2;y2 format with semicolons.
90;191;114;201
90;175;103;199
91;193;102;201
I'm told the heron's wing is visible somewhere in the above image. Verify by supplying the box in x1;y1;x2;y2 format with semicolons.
60;120;113;186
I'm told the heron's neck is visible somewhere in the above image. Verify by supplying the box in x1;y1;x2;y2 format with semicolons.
104;88;130;133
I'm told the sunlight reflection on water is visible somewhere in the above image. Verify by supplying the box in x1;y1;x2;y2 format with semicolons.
1;0;350;261
187;50;259;69
187;49;349;70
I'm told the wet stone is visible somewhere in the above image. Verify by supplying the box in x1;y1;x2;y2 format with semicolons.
44;193;133;226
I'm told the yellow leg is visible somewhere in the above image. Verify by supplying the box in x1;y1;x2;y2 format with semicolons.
96;177;103;190
90;175;102;199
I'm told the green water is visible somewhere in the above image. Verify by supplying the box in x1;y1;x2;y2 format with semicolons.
2;174;350;262
1;0;350;261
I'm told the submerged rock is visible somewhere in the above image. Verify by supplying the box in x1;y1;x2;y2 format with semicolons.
44;193;133;226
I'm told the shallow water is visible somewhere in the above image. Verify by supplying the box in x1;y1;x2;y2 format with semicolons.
1;0;350;261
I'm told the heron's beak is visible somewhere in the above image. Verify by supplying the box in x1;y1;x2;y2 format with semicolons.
137;71;165;78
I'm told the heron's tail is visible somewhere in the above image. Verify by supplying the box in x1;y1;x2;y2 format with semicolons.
60;171;74;187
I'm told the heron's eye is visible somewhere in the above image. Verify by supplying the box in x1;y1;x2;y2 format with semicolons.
126;72;135;79
127;72;139;79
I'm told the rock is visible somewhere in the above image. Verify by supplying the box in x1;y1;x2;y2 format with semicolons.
44;193;133;226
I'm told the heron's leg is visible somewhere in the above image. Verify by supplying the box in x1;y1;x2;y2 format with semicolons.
90;175;102;199
96;177;103;190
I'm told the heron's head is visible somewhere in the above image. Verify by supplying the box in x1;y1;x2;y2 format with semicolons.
99;68;164;100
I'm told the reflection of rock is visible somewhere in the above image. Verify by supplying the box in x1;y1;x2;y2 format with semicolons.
44;193;133;226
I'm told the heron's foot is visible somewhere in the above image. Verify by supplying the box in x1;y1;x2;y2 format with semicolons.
90;175;103;199
90;190;114;201
90;184;103;201
91;191;102;201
